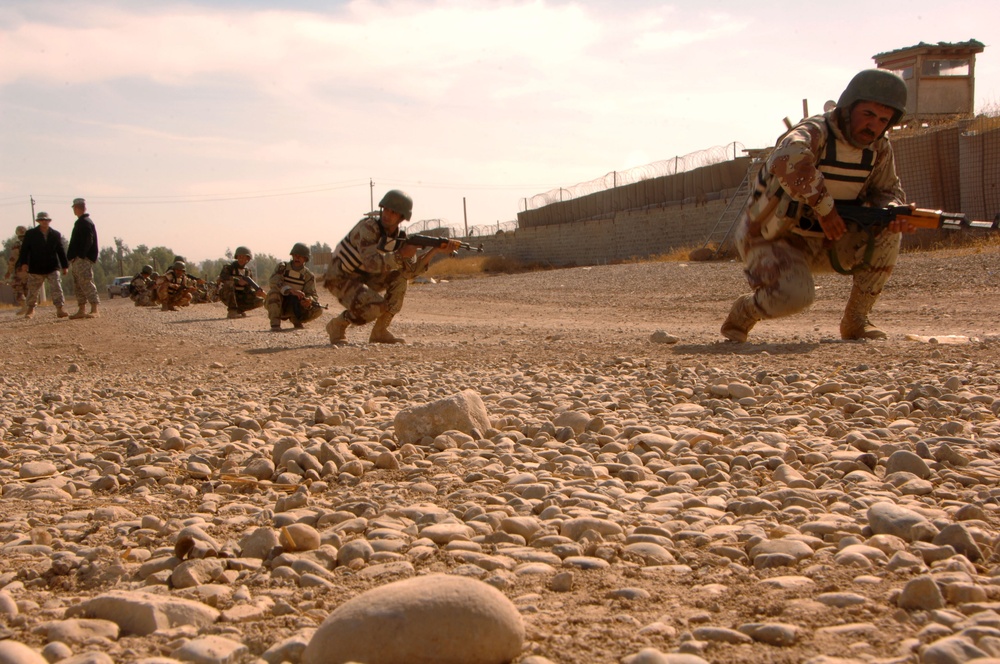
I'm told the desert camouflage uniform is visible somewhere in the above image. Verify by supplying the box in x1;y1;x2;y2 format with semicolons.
324;214;425;325
266;262;322;327
4;236;28;308
218;261;264;315
157;270;197;309
727;108;905;339
130;273;155;306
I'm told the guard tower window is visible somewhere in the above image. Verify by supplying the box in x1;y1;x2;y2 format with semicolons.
890;66;914;80
921;59;970;76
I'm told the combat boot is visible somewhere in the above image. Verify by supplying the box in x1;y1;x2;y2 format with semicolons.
87;303;99;318
840;286;887;340
326;313;350;345
23;306;34;319
15;305;27;316
55;306;68;318
369;313;405;344
161;303;177;312
721;294;764;343
69;305;88;319
227;309;241;319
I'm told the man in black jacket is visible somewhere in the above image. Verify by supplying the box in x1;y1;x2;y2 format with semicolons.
15;211;69;319
66;197;100;319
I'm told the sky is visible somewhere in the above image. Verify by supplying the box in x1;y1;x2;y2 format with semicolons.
1;0;997;263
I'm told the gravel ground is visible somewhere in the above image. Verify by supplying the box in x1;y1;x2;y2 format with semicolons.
1;246;1000;664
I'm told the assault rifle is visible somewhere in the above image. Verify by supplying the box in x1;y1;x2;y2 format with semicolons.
234;273;264;293
830;204;1000;275
403;233;483;253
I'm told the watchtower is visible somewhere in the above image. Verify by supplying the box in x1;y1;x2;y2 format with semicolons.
873;40;985;123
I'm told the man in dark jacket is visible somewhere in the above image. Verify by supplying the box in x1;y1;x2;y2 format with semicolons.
66;197;100;319
15;211;69;319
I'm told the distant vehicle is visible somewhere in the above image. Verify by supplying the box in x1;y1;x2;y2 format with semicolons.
107;276;132;299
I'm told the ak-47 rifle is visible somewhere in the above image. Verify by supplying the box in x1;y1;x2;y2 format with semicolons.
403;233;484;253
830;204;1000;275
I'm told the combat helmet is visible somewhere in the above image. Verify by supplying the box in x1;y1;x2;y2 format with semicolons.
141;265;153;275
290;242;311;260
378;189;413;221
172;261;186;271
235;246;252;258
838;69;908;126
16;225;27;236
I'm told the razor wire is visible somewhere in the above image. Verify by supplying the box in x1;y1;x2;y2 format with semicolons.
521;142;745;212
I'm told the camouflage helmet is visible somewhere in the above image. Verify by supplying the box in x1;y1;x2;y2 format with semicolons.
15;225;27;236
290;242;311;259
235;246;252;258
141;265;153;275
378;189;413;221
837;69;908;126
172;260;186;271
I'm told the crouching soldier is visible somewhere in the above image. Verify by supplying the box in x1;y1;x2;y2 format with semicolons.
324;189;460;344
130;265;156;306
218;246;265;318
266;243;322;331
157;261;198;311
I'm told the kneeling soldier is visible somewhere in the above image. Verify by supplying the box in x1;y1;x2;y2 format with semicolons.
130;265;156;306
266;243;322;331
218;246;265;318
157;261;198;311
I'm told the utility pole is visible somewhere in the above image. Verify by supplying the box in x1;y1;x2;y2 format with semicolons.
369;178;374;212
462;197;468;238
30;196;36;226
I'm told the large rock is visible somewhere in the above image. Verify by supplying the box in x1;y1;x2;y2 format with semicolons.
302;574;524;664
0;640;48;664
64;590;220;636
867;502;938;542
393;390;491;446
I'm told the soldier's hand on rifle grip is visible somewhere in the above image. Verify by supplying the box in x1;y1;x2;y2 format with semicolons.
888;203;918;234
399;244;419;259
819;208;847;241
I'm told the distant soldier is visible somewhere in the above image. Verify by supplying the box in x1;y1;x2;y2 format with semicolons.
218;246;265;318
324;189;460;344
15;212;69;319
130;265;156;307
266;243;322;331
66;197;100;319
157;261;199;311
4;225;29;314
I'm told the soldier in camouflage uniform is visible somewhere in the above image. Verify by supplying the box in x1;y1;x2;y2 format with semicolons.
266;243;322;331
4;225;29;314
16;212;69;319
130;265;156;307
722;70;916;343
157;261;198;311
66;197;100;319
324;190;460;344
218;246;265;318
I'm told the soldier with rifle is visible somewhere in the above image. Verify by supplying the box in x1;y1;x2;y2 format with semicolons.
722;69;918;342
324;189;465;345
157;260;202;311
266;243;323;331
130;265;156;307
218;246;265;318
